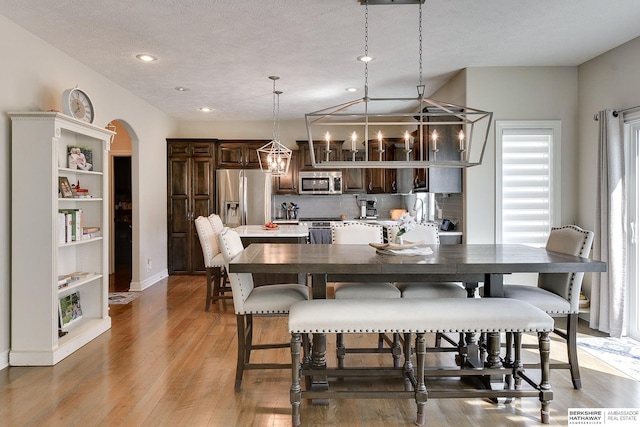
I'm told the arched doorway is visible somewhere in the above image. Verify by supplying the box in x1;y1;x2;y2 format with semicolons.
108;120;134;291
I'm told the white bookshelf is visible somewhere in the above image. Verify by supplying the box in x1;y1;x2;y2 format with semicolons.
9;112;113;366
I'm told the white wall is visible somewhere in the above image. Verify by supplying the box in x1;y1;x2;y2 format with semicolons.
459;67;579;243
577;36;640;298
0;16;177;368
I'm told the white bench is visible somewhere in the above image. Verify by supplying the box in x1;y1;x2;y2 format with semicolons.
288;298;554;426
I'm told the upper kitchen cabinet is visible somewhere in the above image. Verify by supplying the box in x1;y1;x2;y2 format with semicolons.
216;140;268;169
167;139;216;275
366;139;396;194
341;149;367;194
273;150;299;194
297;140;342;170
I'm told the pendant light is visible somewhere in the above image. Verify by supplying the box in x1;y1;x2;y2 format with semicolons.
258;76;292;175
304;0;492;169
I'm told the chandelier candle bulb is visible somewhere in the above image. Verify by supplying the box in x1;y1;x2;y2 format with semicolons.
431;129;439;152
351;131;357;152
377;131;383;152
404;131;411;152
458;130;465;151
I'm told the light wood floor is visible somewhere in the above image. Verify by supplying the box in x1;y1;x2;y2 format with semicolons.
1;275;639;426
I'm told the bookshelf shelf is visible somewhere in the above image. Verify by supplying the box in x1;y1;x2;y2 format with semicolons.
9;112;113;366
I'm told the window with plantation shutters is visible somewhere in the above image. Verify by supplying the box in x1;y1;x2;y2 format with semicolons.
496;121;561;246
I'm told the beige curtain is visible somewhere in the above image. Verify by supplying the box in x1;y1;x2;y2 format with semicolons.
591;110;626;337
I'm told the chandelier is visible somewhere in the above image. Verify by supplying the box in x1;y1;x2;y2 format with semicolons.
304;0;492;169
258;76;292;175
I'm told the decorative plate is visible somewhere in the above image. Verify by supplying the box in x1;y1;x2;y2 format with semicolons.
369;240;424;250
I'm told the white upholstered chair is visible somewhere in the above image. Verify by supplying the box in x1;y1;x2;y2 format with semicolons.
388;223;468;299
194;215;229;311
331;222;402;367
218;227;310;391
503;224;594;389
389;222;469;350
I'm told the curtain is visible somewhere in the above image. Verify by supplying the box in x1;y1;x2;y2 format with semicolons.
591;110;626;337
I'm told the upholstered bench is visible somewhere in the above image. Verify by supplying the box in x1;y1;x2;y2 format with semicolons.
288;298;554;426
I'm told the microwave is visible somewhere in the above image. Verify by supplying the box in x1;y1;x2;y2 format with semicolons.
298;171;342;195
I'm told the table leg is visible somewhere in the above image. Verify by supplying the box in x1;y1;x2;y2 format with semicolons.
483;273;504;297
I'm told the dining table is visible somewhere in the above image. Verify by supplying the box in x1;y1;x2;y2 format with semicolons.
228;242;607;399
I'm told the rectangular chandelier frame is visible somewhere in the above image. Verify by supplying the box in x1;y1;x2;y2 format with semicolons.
305;96;493;169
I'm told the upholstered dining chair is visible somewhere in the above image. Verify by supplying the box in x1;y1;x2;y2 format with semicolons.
207;213;233;301
194;215;230;311
218;227;310;391
388;223;468;299
503;224;595;389
330;222;402;367
389;222;469;350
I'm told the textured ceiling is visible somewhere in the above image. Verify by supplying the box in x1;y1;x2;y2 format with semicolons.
2;0;640;121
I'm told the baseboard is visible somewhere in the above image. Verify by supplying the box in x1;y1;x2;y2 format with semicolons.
0;348;9;371
129;269;168;291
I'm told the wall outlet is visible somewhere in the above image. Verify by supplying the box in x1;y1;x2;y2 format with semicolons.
437;208;443;219
147;258;152;272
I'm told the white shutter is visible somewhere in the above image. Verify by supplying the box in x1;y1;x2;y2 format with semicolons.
496;122;560;247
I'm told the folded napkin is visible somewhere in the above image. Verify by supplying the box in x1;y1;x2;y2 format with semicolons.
375;247;434;256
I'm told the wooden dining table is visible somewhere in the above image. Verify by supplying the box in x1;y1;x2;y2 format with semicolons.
228;242;607;399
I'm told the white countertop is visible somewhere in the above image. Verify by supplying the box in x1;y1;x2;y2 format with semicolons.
233;224;309;238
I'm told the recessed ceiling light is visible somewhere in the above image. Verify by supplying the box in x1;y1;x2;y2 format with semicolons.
136;53;157;62
198;107;213;112
357;55;374;63
175;86;189;92
346;87;358;92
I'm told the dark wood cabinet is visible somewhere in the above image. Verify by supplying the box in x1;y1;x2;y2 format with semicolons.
216;140;267;169
297;140;342;170
167;139;216;274
341;149;367;194
366;140;396;193
273;151;299;194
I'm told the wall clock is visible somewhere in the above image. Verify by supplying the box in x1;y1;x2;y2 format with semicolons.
62;86;95;124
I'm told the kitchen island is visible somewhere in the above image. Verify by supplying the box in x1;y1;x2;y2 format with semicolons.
233;224;309;239
234;224;309;285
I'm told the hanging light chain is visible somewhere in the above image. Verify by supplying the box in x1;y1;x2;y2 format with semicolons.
418;1;423;87
364;0;369;98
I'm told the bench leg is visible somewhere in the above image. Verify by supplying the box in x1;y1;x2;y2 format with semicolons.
538;331;553;424
291;333;302;426
403;333;414;391
414;333;427;426
336;333;346;369
513;332;523;390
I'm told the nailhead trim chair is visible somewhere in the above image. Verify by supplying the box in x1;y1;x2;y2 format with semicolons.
207;214;233;302
218;227;310;391
389;222;469;350
503;224;595;389
194;215;229;311
331;222;402;367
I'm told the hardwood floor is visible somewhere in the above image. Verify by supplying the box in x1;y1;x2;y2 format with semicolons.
1;275;638;426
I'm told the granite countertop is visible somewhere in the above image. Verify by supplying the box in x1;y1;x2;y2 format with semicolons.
233;224;309;237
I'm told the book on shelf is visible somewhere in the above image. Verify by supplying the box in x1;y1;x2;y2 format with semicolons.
58;208;83;242
57;274;72;289
81;226;101;240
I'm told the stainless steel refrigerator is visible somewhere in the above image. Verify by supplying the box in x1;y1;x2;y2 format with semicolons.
216;169;272;226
